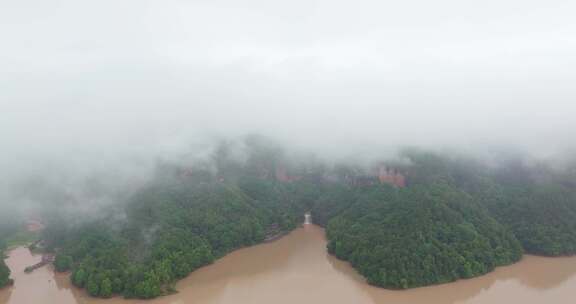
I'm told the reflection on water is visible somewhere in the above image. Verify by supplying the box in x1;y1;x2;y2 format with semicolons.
2;225;576;304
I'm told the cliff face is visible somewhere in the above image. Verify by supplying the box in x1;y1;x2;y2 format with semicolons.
378;166;406;188
273;164;405;188
275;166;301;182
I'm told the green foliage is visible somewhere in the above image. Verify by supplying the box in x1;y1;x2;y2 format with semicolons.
399;150;576;256
55;173;309;298
483;183;576;256
0;264;11;288
323;183;522;289
310;183;358;226
0;237;12;288
42;145;576;298
86;277;100;296
0;249;11;288
100;278;113;298
54;254;73;272
72;268;86;287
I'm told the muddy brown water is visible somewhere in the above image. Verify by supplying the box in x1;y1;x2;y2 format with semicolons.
2;224;576;304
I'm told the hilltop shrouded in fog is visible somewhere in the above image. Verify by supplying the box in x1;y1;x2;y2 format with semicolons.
2;0;576;183
1;1;575;213
1;0;576;300
1;135;576;297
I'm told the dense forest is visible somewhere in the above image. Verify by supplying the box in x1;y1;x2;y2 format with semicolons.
41;137;313;299
10;138;574;297
313;150;576;288
320;183;522;288
0;215;16;289
0;239;11;289
399;149;576;256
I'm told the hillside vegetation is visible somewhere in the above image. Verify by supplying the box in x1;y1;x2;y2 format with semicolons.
323;183;522;288
0;240;11;289
0;215;17;288
33;140;576;297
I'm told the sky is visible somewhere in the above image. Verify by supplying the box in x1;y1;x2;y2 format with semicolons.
2;0;576;180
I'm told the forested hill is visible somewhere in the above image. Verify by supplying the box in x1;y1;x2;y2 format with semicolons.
45;177;310;298
35;139;576;298
322;183;522;289
0;214;17;289
0;239;11;289
399;150;576;256
314;150;576;289
41;137;314;298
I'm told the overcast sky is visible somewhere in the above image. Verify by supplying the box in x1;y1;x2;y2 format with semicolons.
2;0;576;178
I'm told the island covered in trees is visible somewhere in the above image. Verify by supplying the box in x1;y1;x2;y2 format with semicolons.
3;135;576;298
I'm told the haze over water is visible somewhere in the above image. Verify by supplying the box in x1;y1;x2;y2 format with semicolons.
2;225;576;304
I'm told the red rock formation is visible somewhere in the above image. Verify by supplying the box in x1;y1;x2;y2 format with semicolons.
393;172;406;188
275;166;290;182
378;166;406;188
275;166;301;182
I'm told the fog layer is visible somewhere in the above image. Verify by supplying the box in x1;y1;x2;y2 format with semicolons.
2;0;576;184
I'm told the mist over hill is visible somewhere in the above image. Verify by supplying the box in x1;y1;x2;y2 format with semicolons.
2;0;576;298
2;135;576;296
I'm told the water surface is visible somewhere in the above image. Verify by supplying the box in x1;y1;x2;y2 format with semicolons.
2;225;576;304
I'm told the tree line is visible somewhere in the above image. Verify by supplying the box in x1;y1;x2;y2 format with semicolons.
45;155;312;299
0;238;11;288
313;149;576;288
36;140;576;297
0;216;17;289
